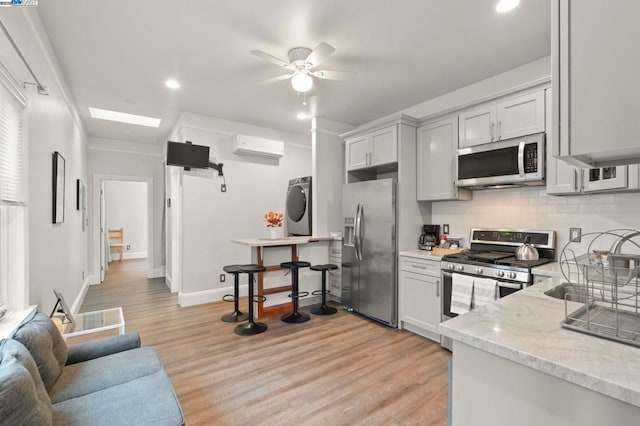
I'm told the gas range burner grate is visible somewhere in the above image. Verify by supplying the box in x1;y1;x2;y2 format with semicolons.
494;258;553;268
466;252;513;262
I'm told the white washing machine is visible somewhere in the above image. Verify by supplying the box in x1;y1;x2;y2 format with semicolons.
286;176;312;236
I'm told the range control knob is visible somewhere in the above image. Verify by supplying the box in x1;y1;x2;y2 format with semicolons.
476;267;484;274
496;270;505;278
456;265;464;272
448;263;454;270
508;272;517;279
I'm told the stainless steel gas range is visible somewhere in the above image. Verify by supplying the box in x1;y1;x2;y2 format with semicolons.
440;228;556;350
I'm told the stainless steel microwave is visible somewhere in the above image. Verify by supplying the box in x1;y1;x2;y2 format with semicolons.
456;133;545;188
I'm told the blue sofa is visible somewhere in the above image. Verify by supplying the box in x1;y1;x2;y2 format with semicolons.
0;311;184;425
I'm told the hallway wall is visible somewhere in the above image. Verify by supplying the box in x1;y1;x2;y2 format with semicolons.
104;180;148;259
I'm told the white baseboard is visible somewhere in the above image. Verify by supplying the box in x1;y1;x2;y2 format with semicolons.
147;267;165;279
179;284;249;307
87;274;101;285
124;251;148;260
165;274;173;290
71;277;91;314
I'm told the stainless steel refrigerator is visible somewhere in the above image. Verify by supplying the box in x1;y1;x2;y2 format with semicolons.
342;178;397;327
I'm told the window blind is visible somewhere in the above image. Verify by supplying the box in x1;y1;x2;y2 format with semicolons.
0;61;27;310
0;79;25;205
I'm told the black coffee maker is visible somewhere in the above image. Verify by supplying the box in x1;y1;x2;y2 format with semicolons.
419;225;440;251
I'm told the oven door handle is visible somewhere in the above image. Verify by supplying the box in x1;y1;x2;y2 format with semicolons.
517;141;525;177
497;281;522;290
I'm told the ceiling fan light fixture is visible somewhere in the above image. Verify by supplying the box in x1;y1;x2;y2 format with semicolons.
291;72;313;93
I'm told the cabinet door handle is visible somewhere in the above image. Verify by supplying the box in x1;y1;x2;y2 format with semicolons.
497;120;502;140
580;169;585;192
436;279;440;297
490;122;495;141
412;265;427;270
573;169;578;191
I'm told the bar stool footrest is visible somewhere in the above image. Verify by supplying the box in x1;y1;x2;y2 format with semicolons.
222;294;236;302
288;291;309;299
311;289;330;296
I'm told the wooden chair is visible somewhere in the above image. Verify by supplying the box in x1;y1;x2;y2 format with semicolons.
108;228;125;262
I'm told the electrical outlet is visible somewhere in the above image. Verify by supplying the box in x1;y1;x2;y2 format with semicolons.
126;245;131;251
443;224;450;234
570;227;582;242
221;184;227;193
220;274;226;282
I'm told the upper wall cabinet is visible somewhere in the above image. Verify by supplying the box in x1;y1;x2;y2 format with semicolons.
552;0;640;168
546;88;640;195
345;125;397;171
458;91;545;148
417;116;471;201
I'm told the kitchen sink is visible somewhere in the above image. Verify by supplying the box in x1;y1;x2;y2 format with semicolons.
544;283;588;303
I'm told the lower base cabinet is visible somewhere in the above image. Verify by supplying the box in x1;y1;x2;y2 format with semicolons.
399;256;441;342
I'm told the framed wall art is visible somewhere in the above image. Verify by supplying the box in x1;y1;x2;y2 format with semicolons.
52;151;65;224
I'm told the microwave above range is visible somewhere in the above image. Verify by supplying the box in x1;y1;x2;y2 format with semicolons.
456;133;545;189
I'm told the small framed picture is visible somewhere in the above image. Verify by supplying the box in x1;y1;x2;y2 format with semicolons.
52;151;65;224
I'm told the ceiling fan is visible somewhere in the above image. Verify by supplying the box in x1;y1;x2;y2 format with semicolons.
251;42;355;93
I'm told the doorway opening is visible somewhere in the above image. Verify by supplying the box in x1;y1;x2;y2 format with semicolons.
93;175;154;283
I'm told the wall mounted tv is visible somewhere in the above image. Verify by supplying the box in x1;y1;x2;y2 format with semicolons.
166;141;210;169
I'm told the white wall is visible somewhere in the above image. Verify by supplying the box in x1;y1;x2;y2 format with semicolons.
170;113;322;305
0;10;90;311
104;180;148;259
87;139;164;276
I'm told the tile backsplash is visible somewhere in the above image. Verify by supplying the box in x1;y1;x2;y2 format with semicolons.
431;187;640;254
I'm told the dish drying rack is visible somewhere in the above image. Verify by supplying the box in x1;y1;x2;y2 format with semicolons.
559;229;640;348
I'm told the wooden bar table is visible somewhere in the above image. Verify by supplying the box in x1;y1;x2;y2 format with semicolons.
231;236;332;318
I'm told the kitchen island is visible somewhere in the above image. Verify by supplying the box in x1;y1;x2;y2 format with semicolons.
232;236;334;317
440;277;640;426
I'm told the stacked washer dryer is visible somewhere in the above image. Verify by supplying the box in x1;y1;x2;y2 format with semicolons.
286;176;312;236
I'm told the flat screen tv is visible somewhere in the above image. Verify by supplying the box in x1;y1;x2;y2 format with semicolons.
166;141;210;169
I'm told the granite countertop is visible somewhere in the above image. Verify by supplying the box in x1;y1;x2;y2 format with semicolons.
532;261;564;278
439;277;640;407
232;236;334;247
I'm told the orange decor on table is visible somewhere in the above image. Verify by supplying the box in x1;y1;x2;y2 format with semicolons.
264;211;284;228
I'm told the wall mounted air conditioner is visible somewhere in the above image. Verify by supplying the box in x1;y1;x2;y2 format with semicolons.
232;134;285;159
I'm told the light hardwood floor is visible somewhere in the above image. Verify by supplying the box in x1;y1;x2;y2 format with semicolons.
75;259;451;425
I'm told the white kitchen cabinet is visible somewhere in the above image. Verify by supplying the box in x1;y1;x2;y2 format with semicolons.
345;125;397;172
345;135;369;170
546;88;639;195
459;91;545;148
417;116;471;201
458;105;496;148
496;91;545;141
552;0;640;168
399;255;441;342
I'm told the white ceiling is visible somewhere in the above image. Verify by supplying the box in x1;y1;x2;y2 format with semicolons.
37;0;550;144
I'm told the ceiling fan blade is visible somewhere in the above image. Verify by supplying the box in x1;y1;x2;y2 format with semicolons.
250;50;295;70
306;42;335;68
311;69;356;81
258;74;293;85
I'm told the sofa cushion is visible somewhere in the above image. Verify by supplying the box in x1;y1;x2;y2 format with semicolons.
0;339;53;425
13;312;68;390
52;370;184;426
49;346;163;404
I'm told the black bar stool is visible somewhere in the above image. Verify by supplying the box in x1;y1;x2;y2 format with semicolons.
280;261;311;323
221;265;249;323
310;264;338;315
234;264;268;336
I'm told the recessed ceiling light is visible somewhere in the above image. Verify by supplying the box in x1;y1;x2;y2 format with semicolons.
296;112;308;120
496;0;520;13
89;107;161;128
165;79;180;89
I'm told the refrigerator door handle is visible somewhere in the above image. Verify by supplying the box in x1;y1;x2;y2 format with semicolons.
354;203;363;260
